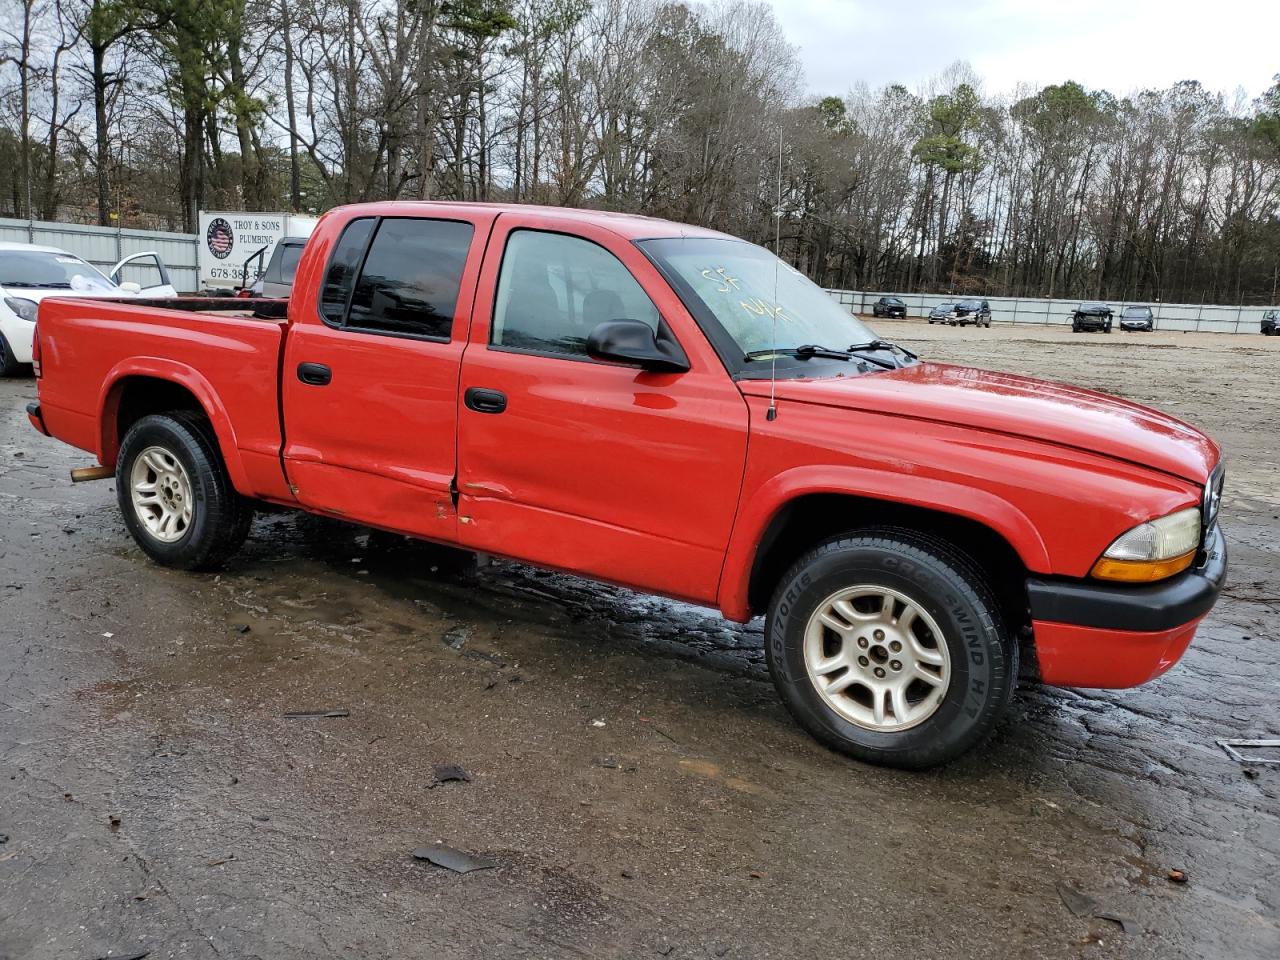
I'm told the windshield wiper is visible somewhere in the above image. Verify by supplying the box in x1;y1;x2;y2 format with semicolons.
847;338;917;361
2;281;71;289
744;344;855;362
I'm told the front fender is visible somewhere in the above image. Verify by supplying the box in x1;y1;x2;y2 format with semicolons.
716;464;1051;622
98;358;250;492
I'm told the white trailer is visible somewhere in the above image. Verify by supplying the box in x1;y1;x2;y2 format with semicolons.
197;211;319;291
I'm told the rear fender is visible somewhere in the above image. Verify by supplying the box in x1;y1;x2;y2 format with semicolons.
98;358;249;491
717;465;1051;622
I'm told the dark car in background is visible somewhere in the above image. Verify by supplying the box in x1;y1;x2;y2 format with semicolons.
872;295;907;318
1119;305;1154;332
953;299;992;327
928;302;957;324
247;236;308;298
1072;302;1113;333
1263;310;1278;336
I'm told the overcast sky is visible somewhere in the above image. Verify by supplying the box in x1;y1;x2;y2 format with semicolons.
764;0;1278;104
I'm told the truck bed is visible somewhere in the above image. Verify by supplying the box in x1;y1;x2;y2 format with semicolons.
35;296;292;501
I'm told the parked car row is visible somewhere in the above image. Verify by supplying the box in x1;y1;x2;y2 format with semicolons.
872;296;1277;335
926;299;991;327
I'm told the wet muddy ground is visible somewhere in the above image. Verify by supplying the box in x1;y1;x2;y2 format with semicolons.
1;321;1276;960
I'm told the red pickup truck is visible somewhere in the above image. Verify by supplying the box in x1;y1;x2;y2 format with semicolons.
27;202;1227;769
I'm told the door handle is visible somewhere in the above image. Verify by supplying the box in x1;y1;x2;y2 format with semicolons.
464;387;507;414
297;362;332;386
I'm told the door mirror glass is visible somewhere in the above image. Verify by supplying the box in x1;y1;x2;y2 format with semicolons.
586;320;689;372
118;281;142;293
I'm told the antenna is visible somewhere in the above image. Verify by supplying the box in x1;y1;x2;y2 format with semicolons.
767;123;783;422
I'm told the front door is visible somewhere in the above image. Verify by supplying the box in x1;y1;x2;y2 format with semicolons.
281;209;495;541
455;216;750;606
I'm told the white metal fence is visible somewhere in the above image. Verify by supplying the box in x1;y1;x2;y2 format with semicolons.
0;217;199;293
827;289;1278;335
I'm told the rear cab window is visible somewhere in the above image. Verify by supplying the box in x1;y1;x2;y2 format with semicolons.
319;216;474;340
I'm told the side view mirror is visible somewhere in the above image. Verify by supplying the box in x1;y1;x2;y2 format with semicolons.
586;320;689;373
118;281;142;294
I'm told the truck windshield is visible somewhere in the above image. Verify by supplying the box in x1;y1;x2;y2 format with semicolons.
0;251;114;290
638;237;874;360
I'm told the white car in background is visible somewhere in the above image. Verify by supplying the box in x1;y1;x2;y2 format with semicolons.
0;242;178;375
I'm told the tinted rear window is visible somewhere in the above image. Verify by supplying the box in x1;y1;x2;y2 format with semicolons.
279;244;304;283
319;219;375;324
346;219;474;340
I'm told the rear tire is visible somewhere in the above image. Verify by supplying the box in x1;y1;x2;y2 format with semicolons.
116;413;253;570
765;528;1016;770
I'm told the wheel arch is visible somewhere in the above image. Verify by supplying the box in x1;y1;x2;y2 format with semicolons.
718;469;1050;624
99;361;249;491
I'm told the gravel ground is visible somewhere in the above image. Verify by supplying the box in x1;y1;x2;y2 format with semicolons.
0;319;1276;960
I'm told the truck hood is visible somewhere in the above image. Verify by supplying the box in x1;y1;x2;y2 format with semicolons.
740;362;1219;484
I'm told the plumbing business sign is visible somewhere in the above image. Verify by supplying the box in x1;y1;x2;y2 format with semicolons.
197;212;288;289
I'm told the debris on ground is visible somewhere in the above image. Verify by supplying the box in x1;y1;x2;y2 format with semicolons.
283;708;350;718
234;623;251;634
0;833;8;843
441;626;471;651
430;764;472;787
90;951;149;960
461;649;505;665
208;855;236;867
1055;881;1138;935
108;815;121;832
1167;869;1188;883
1217;739;1280;765
591;719;606;728
412;843;495;874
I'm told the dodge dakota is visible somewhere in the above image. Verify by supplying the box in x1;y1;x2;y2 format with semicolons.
27;202;1227;769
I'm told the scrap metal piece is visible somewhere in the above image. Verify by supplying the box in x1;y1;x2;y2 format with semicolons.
412;843;494;874
1056;881;1139;935
430;764;472;787
283;709;350;718
1217;739;1280;765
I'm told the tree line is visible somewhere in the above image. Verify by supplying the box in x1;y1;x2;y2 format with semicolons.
2;0;1279;304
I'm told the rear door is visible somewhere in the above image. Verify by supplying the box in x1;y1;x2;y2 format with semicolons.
281;209;496;541
454;215;749;606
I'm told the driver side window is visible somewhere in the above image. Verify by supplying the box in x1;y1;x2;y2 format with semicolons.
491;230;660;358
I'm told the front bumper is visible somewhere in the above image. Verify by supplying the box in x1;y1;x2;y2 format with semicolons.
1026;525;1227;687
1119;321;1152;330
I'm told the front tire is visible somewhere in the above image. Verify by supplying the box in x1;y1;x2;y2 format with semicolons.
765;529;1016;769
0;333;25;377
116;413;253;570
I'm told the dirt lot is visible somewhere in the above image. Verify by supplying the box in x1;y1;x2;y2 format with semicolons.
1;320;1276;960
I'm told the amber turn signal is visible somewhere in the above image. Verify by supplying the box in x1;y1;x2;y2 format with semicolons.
1090;550;1197;583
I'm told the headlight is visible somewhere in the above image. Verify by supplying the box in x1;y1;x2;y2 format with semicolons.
4;297;38;323
1091;507;1201;582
